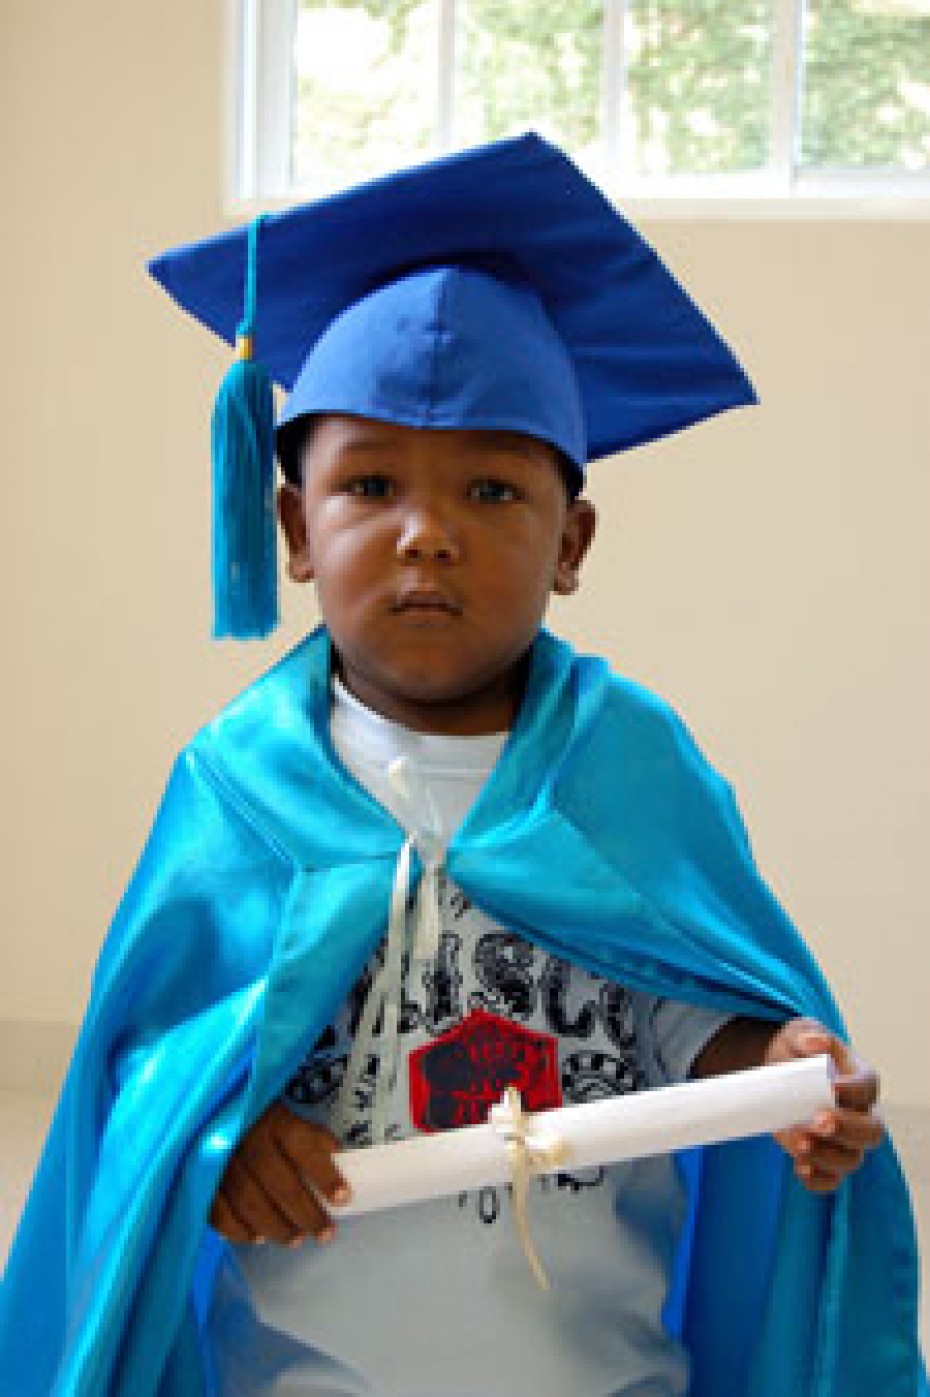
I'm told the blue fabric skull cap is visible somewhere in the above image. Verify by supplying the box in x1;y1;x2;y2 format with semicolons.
276;264;587;486
149;131;756;489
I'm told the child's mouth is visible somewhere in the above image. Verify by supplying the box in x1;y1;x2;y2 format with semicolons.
392;589;462;617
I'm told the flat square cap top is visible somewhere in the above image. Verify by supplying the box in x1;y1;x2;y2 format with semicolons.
149;133;755;467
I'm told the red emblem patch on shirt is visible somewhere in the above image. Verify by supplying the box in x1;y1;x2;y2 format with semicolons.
408;1008;562;1132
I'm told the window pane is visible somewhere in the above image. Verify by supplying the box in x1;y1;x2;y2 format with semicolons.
292;1;438;192
454;0;604;157
620;0;774;175
800;0;930;170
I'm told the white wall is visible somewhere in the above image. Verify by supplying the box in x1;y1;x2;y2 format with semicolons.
1;1;928;1110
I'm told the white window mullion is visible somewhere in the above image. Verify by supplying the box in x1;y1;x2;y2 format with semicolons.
253;0;297;200
231;0;259;202
437;0;457;153
770;0;803;193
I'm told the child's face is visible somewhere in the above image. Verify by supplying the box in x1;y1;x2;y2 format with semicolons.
278;414;596;734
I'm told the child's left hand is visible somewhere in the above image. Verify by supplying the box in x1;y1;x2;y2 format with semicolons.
764;1018;884;1192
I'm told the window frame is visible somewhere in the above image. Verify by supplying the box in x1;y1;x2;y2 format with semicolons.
228;0;930;218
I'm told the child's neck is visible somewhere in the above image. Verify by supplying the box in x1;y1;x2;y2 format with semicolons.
332;655;527;737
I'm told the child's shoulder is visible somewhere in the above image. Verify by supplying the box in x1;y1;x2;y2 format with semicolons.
166;627;332;854
547;631;731;805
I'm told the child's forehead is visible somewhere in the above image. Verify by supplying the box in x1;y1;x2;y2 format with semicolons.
306;415;559;466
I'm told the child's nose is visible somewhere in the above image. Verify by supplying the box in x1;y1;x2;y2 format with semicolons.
396;503;462;563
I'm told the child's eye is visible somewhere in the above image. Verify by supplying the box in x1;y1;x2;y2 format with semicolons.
470;478;518;503
345;474;393;498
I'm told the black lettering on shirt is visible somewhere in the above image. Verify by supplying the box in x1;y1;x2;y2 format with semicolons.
423;931;463;1033
469;933;537;1019
600;982;637;1052
541;955;597;1038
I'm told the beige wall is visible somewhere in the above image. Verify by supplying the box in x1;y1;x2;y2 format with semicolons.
2;1;928;1105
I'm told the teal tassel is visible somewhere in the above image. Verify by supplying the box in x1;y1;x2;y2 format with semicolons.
210;216;278;639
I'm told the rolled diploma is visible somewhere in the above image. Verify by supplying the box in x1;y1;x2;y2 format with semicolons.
331;1054;834;1218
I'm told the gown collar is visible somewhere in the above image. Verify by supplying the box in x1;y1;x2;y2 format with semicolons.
200;624;579;870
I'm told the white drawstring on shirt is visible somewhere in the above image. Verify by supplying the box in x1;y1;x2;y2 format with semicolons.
330;754;562;1289
332;756;445;1144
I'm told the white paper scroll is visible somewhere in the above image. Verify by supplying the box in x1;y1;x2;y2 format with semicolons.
330;1054;835;1219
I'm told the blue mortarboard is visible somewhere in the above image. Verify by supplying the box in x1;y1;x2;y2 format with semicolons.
149;132;755;639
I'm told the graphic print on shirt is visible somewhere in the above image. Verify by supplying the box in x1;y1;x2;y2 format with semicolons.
468;933;537;1019
283;879;649;1209
422;930;465;1034
409;1007;561;1131
285;1023;346;1107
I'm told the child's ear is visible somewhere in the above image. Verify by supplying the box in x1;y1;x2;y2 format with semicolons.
553;497;596;596
277;482;315;583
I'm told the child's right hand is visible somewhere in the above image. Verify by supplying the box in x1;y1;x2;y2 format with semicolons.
209;1102;351;1246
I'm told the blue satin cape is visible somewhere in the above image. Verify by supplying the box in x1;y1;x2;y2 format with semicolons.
0;626;924;1396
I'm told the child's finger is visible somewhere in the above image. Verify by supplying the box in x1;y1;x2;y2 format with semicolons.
238;1130;338;1237
792;1028;881;1118
774;1124;809;1156
833;1065;881;1114
220;1155;298;1245
210;1188;257;1244
795;1158;845;1193
778;1108;882;1183
276;1117;353;1207
810;1105;884;1151
793;1026;865;1081
798;1133;864;1176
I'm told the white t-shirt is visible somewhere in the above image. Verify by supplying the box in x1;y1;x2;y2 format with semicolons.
211;679;729;1397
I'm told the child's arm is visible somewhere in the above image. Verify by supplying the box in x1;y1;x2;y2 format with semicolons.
209;1103;351;1246
691;1016;884;1192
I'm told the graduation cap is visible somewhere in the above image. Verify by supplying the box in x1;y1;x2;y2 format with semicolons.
149;132;756;640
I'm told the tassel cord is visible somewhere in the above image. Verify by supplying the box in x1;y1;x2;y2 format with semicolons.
238;215;264;343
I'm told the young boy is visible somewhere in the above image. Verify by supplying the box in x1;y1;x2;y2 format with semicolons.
0;135;921;1397
206;411;881;1397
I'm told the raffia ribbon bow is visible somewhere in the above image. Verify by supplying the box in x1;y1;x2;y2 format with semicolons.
489;1087;568;1291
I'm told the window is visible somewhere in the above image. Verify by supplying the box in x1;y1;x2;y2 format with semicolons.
233;0;930;209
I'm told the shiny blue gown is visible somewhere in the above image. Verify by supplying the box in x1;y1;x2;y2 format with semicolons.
0;626;924;1396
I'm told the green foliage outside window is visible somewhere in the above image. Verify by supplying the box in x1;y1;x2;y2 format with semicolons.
291;1;435;188
454;0;604;152
801;0;930;169
292;0;930;185
622;0;772;173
